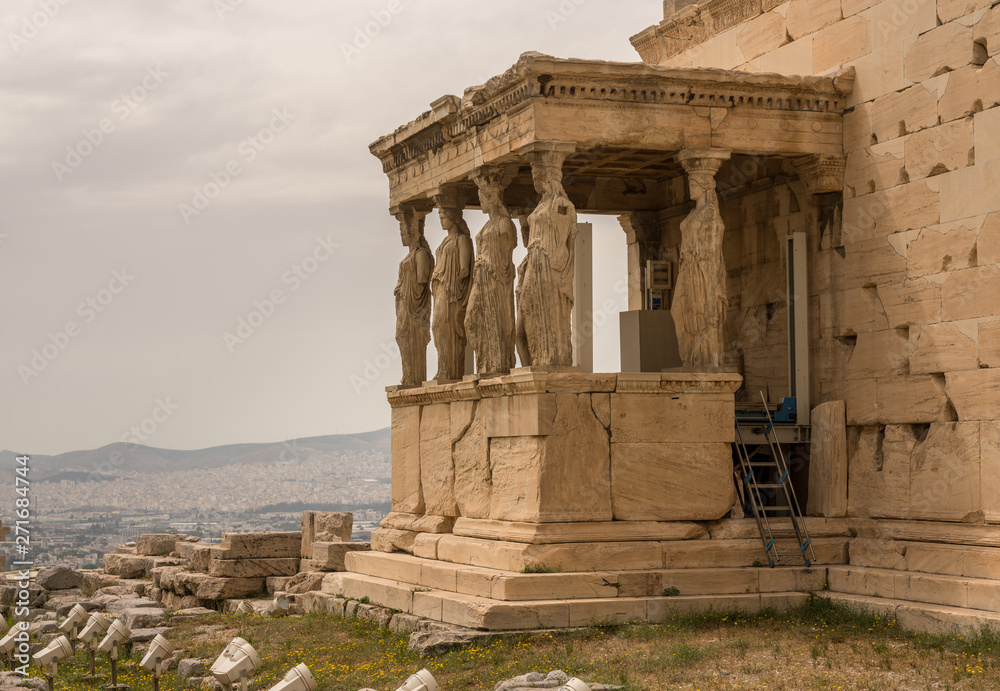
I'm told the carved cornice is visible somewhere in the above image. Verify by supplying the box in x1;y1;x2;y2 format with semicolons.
616;372;743;394
370;53;853;176
631;0;785;64
792;153;848;195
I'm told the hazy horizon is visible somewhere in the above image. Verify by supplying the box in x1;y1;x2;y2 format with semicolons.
2;1;659;455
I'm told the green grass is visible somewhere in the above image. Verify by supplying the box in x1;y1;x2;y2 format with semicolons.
28;597;1000;691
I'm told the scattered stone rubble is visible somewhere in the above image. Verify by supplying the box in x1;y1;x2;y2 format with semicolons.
99;513;372;611
2;516;621;691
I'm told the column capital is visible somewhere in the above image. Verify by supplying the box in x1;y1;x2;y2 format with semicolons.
677;148;732;175
428;185;466;211
515;140;577;158
390;200;434;219
470;163;519;190
792;153;847;195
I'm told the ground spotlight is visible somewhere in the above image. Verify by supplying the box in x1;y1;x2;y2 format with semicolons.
210;638;262;691
59;604;90;645
98;619;132;688
264;597;289;617
558;680;592;691
78;613;111;677
268;664;316;691
236;601;254;615
0;629;18;669
394;669;440;691
140;634;175;691
33;635;73;691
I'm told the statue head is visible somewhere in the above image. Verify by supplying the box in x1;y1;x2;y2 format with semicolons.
472;165;516;218
395;207;426;249
688;171;717;205
439;206;470;236
529;150;567;197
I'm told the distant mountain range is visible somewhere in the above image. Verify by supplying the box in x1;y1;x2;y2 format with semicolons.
0;428;390;479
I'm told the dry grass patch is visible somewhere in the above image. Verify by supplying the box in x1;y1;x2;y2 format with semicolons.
29;597;1000;690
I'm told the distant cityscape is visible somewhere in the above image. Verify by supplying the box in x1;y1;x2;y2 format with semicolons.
0;444;390;570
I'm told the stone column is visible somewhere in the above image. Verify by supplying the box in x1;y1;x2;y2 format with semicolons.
393;203;434;387
618;211;663;311
518;141;578;368
465;165;519;376
672;148;731;369
429;187;474;383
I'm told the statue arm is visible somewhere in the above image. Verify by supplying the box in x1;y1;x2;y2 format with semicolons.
459;236;473;280
415;249;433;285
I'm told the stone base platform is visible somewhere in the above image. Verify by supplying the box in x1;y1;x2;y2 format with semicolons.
317;542;835;630
320;565;817;630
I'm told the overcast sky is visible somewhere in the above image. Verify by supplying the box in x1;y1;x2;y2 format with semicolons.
1;1;661;455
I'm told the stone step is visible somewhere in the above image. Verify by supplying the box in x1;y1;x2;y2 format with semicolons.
827;565;1000;612
321;571;810;631
849;538;1000;579
823;592;1000;635
423;534;848;572
345;551;828;601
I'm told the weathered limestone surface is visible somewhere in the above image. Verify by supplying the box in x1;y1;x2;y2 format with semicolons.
301;511;353;558
372;528;419;555
381;513;456;534
453;401;491;519
489;394;612;523
610;442;735;521
452;518;708;544
208;558;300;579
217;532;301;559
391;406;424;514
419;403;458;516
136;534;183;556
808;401;848;518
310;542;372;572
610;394;734;443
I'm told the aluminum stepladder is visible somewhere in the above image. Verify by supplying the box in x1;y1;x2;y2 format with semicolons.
733;393;816;568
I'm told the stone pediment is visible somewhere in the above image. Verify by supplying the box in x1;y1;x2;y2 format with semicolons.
370;52;853;211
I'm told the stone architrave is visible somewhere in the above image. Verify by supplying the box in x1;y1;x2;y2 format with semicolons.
672;149;732;369
518;142;578;368
430;189;474;382
465;166;518;376
393;205;434;386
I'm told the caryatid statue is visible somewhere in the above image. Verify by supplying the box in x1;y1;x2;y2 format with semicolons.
465;166;518;376
393;204;434;386
430;190;474;382
671;149;732;369
518;146;578;368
